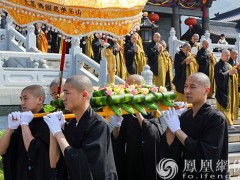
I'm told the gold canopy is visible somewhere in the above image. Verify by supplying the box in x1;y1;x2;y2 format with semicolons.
0;0;147;37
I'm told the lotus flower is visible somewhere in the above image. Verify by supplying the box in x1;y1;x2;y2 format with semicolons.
151;86;158;93
106;90;113;96
140;88;149;95
159;86;167;93
130;89;138;95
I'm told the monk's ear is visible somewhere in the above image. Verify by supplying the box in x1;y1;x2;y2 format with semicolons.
206;87;210;94
82;91;88;98
37;96;44;105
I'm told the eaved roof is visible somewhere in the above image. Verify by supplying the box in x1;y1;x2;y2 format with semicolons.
211;7;240;22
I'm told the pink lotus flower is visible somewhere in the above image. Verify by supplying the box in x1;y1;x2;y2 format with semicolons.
128;85;136;90
106;90;113;96
140;88;149;95
130;89;138;95
151;86;158;93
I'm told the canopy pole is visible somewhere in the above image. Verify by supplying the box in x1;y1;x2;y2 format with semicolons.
58;39;67;96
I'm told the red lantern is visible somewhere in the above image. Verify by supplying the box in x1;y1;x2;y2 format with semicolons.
185;17;197;36
202;0;207;4
148;12;160;23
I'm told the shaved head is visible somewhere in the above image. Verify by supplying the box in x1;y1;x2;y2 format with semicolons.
230;50;238;61
182;43;191;49
65;75;93;99
192;34;199;39
126;74;145;85
188;72;210;88
153;32;161;43
231;50;238;55
160;40;166;48
222;49;230;55
221;49;231;62
50;78;66;88
22;85;45;103
202;40;209;49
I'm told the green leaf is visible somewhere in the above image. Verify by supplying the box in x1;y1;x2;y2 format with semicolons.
44;104;55;113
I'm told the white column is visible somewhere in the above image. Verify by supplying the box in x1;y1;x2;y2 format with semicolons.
168;27;177;58
69;37;82;76
235;33;240;61
26;25;36;51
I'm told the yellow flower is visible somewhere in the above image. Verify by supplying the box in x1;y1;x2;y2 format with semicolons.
159;86;167;93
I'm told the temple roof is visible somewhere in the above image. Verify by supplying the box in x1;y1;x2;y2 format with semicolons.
181;20;240;43
211;7;240;22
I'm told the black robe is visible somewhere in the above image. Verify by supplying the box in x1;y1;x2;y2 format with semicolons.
124;42;136;75
214;59;231;109
112;113;163;180
196;47;210;76
172;51;187;94
92;37;103;64
2;109;52;180
61;106;118;180
228;57;237;67
189;40;197;48
163;103;228;179
146;41;159;76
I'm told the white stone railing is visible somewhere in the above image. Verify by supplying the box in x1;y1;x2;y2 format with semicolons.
2;16;37;52
8;28;26;51
0;51;73;71
168;27;240;61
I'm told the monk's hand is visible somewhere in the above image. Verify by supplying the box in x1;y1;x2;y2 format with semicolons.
134;46;138;53
185;57;192;64
20;111;34;126
237;64;240;70
43;114;62;136
164;108;181;134
52;111;65;127
229;69;238;75
8;111;21;129
175;102;188;116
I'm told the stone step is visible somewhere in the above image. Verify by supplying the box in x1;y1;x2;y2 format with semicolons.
229;125;240;134
234;120;240;125
229;152;240;164
229;134;240;143
230;177;240;180
229;142;240;153
229;163;240;177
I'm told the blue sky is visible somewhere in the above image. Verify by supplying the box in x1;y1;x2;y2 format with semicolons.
210;0;240;18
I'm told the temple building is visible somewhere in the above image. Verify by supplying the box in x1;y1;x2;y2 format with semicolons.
142;0;215;42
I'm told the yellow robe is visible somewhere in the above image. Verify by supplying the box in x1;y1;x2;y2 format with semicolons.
134;44;146;75
208;53;217;98
104;48;116;84
163;50;174;90
115;48;127;80
175;53;198;102
216;73;239;126
137;34;144;52
186;54;199;77
85;35;94;58
152;50;173;90
37;30;48;53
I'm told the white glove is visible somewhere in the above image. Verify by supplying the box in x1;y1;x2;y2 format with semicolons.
8;111;21;129
20;111;34;125
164;108;181;134
111;115;123;128
175;102;188;116
43;114;62;135
52;111;65;126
